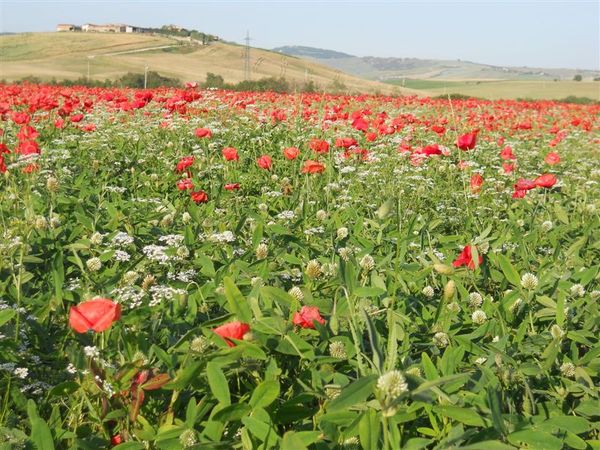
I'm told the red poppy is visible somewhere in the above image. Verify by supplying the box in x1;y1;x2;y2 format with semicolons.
195;127;212;139
0;156;6;174
514;178;537;191
417;144;442;156
54;118;65;129
456;131;478;150
470;174;484;193
213;321;250;347
176;156;194;172
222;147;239;161
502;163;515;174
365;132;377;142
292;306;326;329
535;173;557;188
69;298;121;333
70;113;84;123
309;138;330;154
224;183;240;191
283;147;300;160
257;155;272;170
335;137;357;149
190;190;208;203
177;178;194;191
500;146;516;160
22;163;39;173
545;152;560;165
452;245;483;270
11;112;30;125
302;160;325;174
512;189;527;199
15;140;39;155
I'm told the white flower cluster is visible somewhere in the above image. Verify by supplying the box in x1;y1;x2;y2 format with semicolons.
208;231;236;243
143;245;170;264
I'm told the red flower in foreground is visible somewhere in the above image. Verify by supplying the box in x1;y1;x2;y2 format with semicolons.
544;152;560;165
502;163;515;174
190;190;208;204
195;127;212;139
514;178;537;191
500;146;516;160
257;154;272;170
309;138;330;154
293;306;326;329
535;173;557;188
69;298;121;333
283;146;300;160
213;321;250;347
224;183;240;191
456;131;478;150
176;156;194;172
302;160;325;174
452;245;483;270
470;174;484;193
222;147;239;161
176;178;194;191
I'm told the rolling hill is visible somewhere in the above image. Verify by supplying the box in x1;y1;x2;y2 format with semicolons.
0;33;418;95
273;45;600;81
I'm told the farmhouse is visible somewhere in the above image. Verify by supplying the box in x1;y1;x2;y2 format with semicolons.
56;24;81;32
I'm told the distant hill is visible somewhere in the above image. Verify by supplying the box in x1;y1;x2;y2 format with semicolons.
0;33;419;95
273;45;600;82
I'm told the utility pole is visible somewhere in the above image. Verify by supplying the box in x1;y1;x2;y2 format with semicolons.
243;31;251;81
144;64;149;89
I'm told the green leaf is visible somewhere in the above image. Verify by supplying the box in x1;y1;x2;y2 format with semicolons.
486;386;507;436
0;309;16;327
206;362;230;406
113;444;146;450
507;430;563;450
354;286;386;298
432;405;486;427
326;375;377;412
281;431;308;450
27;400;54;450
458;441;516;450
496;254;521;287
223;277;252;323
163;361;202;390
359;409;380;450
249;380;280;410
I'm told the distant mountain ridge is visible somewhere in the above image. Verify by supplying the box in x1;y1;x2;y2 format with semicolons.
273;45;600;81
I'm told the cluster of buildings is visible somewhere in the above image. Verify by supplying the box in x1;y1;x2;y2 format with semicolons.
56;23;147;33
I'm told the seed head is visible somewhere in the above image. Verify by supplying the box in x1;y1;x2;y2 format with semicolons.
560;362;576;378
255;243;268;260
329;341;347;359
471;309;487;325
422;286;435;298
305;259;322;279
433;331;449;348
360;254;375;273
521;273;538;290
468;292;483;308
288;286;304;301
336;227;349;240
86;257;102;272
377;370;408;401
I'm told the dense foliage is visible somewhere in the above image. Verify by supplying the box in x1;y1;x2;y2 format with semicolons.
0;84;598;449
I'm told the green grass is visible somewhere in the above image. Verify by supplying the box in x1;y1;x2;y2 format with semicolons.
385;78;600;100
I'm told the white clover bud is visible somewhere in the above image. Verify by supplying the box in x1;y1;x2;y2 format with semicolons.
478;241;490;254
182;212;192;224
521;273;538;290
329;341;347;359
516;219;525;227
422;286;435;298
570;284;585;297
49;216;61;228
560;362;576;378
446;302;461;313
160;213;174;228
541;221;553;232
550;324;565;340
338;247;351;262
122;271;139;285
342;437;360;450
141;274;156;291
433;332;449;348
251;276;263;287
359;254;375;273
471;309;487;325
86;257;102;272
46;176;59;192
590;290;600;300
176;246;190;259
258;203;268;213
306;259;322;279
325;385;341;400
377;370;408;410
34;216;48;230
255;243;268;260
468;292;483;308
316;209;328;221
90;232;104;245
336;227;349;240
509;298;523;312
179;429;198;448
405;367;422;377
288;286;304;301
190;336;210;353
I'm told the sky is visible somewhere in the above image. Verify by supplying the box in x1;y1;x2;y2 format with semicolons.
1;0;599;70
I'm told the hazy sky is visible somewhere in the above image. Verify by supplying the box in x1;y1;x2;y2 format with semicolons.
1;1;599;69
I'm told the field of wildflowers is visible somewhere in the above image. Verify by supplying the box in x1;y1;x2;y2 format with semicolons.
0;83;598;449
